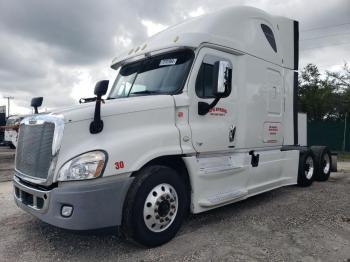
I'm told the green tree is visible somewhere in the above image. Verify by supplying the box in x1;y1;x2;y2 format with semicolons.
298;64;338;121
326;63;350;118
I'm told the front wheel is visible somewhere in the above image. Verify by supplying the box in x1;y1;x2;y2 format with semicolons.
121;165;188;247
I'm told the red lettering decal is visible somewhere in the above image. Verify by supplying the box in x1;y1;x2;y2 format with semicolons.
115;161;125;170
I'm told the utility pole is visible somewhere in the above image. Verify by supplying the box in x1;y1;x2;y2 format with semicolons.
3;96;14;117
343;112;348;152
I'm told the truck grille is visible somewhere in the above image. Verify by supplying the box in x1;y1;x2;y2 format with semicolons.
16;122;55;180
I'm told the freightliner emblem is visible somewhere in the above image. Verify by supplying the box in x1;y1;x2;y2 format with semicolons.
28;118;37;125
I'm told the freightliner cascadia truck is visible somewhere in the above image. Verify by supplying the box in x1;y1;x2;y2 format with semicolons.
13;6;334;246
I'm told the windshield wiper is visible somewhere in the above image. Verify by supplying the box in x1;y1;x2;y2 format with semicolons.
129;90;160;96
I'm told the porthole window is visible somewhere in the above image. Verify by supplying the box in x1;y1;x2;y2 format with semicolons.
261;24;277;52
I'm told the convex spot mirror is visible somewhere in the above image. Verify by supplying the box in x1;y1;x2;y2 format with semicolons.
213;61;231;97
94;80;109;97
31;97;43;114
31;97;43;108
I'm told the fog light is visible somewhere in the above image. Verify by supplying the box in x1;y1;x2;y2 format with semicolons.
61;205;73;217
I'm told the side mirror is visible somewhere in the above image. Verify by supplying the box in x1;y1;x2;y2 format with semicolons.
30;97;43;114
94;80;109;97
90;80;109;134
198;61;231;116
213;61;231;97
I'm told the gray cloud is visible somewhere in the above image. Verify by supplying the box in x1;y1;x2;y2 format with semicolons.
0;0;349;113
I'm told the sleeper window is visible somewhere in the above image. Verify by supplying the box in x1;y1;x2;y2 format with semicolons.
261;24;277;52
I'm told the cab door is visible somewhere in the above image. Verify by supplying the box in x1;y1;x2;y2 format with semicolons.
188;48;237;153
185;48;250;213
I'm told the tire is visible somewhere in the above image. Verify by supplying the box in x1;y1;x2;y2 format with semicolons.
121;165;188;247
297;149;315;187
310;146;332;182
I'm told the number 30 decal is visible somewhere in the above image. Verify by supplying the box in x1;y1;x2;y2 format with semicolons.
115;161;125;169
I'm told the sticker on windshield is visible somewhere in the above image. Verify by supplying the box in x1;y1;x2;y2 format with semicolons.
159;58;177;66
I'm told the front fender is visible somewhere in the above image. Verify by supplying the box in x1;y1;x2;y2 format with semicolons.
54;100;181;180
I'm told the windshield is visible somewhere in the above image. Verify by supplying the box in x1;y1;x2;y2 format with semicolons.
108;49;194;99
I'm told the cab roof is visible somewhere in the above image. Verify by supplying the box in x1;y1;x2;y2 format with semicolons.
111;6;297;70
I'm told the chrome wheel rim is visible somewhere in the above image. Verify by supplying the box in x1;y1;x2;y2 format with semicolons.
305;156;314;179
323;153;330;174
143;183;178;233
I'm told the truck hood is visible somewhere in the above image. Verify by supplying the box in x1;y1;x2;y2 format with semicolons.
52;95;175;124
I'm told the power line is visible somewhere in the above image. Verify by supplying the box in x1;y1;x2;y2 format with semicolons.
301;22;350;32
300;41;350;51
300;31;350;41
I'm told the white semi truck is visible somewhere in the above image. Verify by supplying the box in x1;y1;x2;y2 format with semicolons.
4;115;21;148
13;6;333;246
2;97;43;148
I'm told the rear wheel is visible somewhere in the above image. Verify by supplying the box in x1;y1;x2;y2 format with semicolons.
122;165;188;247
311;146;332;181
297;150;315;187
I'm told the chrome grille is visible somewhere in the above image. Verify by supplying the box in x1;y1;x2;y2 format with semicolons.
16;122;55;180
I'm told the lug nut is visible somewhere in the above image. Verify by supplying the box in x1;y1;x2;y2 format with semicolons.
156;215;160;219
169;212;173;216
160;219;164;223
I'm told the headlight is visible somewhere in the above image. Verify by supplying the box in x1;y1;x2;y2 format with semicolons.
57;151;107;181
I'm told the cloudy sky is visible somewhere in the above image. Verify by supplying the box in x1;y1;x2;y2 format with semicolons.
0;0;349;115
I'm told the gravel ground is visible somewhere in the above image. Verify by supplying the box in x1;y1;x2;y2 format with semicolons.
0;162;349;261
0;147;15;182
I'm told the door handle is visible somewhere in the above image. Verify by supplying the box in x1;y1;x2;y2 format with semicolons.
229;125;236;142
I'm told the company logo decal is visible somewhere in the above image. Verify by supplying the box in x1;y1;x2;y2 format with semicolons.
268;125;278;135
209;107;227;116
263;122;281;143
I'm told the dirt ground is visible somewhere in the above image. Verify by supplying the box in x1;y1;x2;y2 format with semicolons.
0;148;349;261
0;147;15;182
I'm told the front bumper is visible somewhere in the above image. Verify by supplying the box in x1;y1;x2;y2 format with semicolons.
13;175;134;230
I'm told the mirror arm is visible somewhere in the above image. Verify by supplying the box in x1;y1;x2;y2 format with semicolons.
79;97;96;104
198;97;221;116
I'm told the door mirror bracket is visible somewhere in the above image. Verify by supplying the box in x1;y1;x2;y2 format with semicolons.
198;98;220;115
